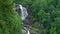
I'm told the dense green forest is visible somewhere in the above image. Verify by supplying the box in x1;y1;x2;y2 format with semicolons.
17;0;60;34
0;0;60;34
0;0;22;34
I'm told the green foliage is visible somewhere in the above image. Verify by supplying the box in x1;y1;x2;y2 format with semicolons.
19;0;60;34
0;0;22;34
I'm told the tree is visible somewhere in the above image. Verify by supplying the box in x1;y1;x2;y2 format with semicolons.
0;0;22;34
19;0;60;34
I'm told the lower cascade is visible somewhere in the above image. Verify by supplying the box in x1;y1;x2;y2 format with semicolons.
27;30;30;34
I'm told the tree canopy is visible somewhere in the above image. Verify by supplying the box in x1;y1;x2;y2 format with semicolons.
19;0;60;34
0;0;22;34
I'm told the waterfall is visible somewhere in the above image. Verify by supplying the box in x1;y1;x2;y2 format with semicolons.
19;5;30;34
19;5;28;21
27;30;30;34
14;4;30;34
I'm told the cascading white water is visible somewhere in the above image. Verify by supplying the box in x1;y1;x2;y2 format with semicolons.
19;5;28;20
19;5;30;34
27;30;30;34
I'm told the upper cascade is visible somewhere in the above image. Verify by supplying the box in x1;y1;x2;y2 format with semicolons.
19;5;28;20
